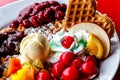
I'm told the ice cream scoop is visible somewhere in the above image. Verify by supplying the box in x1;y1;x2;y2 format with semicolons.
20;33;50;63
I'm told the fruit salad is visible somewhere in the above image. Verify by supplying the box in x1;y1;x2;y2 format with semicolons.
0;0;115;80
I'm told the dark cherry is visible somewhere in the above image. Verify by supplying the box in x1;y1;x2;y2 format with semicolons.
40;1;51;9
29;16;38;28
44;8;55;22
50;1;60;6
33;2;40;6
18;5;33;22
52;6;61;11
9;1;65;29
37;11;46;23
60;4;67;12
35;5;42;11
10;20;19;29
37;11;44;19
22;19;32;28
55;10;65;20
45;8;54;15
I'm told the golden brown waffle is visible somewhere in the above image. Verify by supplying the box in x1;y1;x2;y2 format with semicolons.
63;0;114;38
50;20;64;34
88;12;115;38
64;0;97;30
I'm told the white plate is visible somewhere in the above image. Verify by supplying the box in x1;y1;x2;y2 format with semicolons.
0;0;120;80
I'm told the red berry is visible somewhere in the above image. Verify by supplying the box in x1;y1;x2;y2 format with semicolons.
37;71;52;80
60;52;75;66
40;1;51;9
52;6;61;11
61;36;74;48
52;62;65;77
22;19;31;28
62;66;79;80
60;4;67;12
37;11;47;23
31;5;42;16
10;20;19;29
29;16;38;27
45;8;54;15
33;2;40;6
81;61;97;75
55;10;65;20
36;5;43;11
37;11;44;19
50;1;60;6
85;55;97;65
71;58;84;68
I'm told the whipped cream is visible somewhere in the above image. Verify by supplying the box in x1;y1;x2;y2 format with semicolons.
48;29;90;63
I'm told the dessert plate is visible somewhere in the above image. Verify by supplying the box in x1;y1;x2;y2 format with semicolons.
0;0;120;80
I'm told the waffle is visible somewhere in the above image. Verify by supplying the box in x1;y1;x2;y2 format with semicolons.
64;0;97;30
50;20;64;34
63;0;114;38
88;12;115;38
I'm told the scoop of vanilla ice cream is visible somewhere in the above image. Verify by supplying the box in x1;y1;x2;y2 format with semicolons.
20;33;50;63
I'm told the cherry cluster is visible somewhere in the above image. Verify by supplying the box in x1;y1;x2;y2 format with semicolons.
51;52;98;80
10;1;67;28
36;52;98;80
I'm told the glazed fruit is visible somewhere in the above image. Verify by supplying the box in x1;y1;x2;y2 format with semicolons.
81;61;97;75
61;36;74;49
52;6;61;11
10;1;66;28
55;11;65;20
37;71;52;80
62;66;79;80
22;19;32;28
52;62;65;77
60;52;75;66
49;1;60;6
0;30;24;57
60;4;67;12
85;55;97;65
71;58;84;69
10;20;19;29
29;16;38;28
